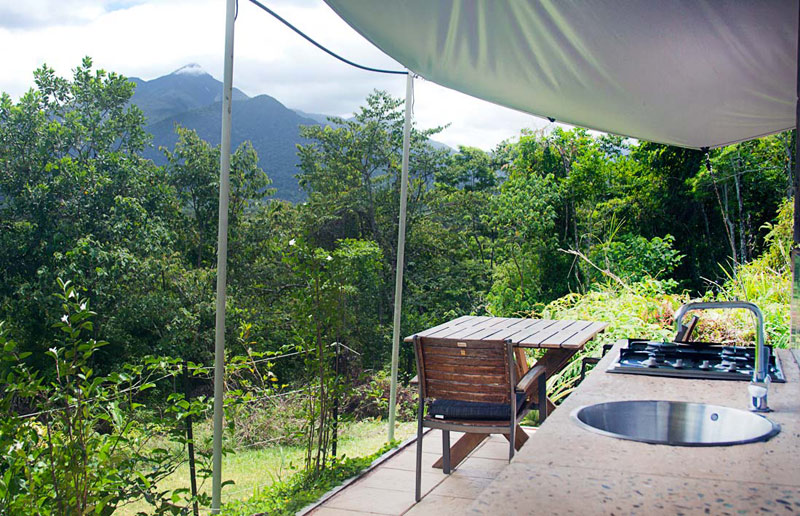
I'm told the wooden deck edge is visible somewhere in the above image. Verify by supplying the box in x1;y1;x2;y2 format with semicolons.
296;428;430;516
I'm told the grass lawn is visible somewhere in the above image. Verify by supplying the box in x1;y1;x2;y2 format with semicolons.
117;419;416;515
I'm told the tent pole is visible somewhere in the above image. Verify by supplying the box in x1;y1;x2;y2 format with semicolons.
388;72;413;441
211;0;236;512
793;2;800;350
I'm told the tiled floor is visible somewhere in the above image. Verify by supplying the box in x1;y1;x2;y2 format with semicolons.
307;428;534;516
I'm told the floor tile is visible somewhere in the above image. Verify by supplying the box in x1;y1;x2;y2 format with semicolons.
311;429;533;515
403;494;477;515
414;429;466;454
311;507;381;515
452;456;510;479
358;464;445;495
431;471;494;499
417;432;452;454
382;448;440;472
469;440;514;460
325;485;415;515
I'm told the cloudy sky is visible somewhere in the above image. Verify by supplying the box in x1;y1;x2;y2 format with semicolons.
0;0;558;150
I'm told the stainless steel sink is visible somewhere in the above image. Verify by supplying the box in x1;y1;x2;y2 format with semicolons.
571;400;780;446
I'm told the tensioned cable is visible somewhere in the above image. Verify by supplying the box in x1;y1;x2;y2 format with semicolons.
696;165;783;188
246;0;408;76
189;349;303;371
16;371;177;419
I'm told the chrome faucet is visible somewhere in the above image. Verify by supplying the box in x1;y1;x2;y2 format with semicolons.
674;301;770;412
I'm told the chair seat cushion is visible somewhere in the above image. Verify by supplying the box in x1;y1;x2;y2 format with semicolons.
428;392;527;421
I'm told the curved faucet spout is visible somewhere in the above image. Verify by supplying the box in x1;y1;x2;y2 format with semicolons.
673;301;769;412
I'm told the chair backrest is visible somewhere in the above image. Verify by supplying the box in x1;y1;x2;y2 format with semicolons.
413;336;514;404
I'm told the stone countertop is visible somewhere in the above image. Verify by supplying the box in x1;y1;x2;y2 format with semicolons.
469;342;800;515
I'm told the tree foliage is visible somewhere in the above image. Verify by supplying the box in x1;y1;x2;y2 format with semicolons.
0;59;794;513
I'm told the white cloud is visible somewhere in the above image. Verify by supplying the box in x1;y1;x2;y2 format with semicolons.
0;1;104;29
0;1;147;29
0;0;554;150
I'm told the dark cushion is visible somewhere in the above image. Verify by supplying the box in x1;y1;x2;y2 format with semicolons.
428;392;527;421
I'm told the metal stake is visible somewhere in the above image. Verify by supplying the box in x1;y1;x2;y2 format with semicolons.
211;0;236;511
388;72;413;441
793;1;800;349
183;361;199;516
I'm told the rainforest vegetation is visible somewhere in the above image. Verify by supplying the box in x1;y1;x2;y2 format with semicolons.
0;60;792;514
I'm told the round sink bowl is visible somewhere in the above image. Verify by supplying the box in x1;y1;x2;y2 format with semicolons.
571;400;780;446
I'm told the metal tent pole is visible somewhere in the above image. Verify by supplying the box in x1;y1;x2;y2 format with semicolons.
793;2;800;350
388;72;413;441
211;0;236;512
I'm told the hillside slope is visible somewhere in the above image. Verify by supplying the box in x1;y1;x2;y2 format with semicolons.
131;65;316;202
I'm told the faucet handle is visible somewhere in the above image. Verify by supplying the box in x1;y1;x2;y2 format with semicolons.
748;376;770;412
674;315;699;343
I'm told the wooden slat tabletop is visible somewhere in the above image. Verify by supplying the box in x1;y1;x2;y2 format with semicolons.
405;316;608;349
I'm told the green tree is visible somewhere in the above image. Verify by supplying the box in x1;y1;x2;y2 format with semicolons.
405;146;502;329
488;155;561;314
296;90;448;337
689;135;789;266
163;125;272;268
0;58;182;368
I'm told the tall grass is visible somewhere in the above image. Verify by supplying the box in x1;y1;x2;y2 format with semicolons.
117;419;416;515
537;199;792;403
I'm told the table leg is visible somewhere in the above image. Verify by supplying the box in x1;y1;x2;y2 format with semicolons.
503;424;529;450
514;348;529;378
442;430;451;473
529;348;581;413
432;433;487;469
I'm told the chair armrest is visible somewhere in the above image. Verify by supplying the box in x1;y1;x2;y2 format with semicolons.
516;365;545;397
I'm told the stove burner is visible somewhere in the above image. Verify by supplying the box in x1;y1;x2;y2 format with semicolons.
720;360;738;373
608;340;785;382
644;341;678;353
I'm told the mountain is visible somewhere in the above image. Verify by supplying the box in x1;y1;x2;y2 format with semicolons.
292;109;332;125
131;64;249;125
131;65;316;202
143;95;317;202
130;65;452;202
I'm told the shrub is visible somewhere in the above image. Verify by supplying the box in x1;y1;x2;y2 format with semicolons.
0;280;211;515
343;370;417;422
588;233;684;283
226;392;308;449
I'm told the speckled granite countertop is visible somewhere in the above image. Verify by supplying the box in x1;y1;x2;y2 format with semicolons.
469;343;800;515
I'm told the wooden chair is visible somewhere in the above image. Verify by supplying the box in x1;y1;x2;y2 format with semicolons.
412;335;547;501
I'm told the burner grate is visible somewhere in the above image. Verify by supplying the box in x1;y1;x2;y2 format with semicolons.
607;340;785;382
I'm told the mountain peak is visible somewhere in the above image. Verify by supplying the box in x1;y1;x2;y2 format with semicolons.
172;63;207;76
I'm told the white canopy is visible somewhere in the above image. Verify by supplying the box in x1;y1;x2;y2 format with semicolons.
324;0;796;149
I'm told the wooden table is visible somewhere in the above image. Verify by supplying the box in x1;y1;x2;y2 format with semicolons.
405;315;608;469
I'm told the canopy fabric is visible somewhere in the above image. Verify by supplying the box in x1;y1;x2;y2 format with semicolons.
324;0;796;150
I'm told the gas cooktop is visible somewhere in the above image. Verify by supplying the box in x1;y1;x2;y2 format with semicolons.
607;339;785;382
